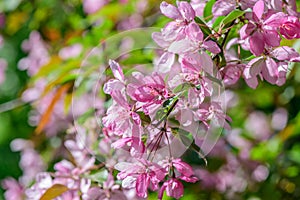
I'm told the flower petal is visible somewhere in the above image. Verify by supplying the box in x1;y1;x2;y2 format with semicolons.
249;32;264;56
253;0;264;20
177;1;195;21
109;59;124;82
160;1;182;20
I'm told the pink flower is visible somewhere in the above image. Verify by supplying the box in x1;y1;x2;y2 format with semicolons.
280;16;300;39
152;1;198;73
111;124;145;157
220;63;245;86
172;158;194;178
239;0;286;56
10;139;45;185
168;22;220;55
25;172;53;200
83;172;126;200
211;0;260;17
2;178;24;200
190;0;206;17
83;0;108;14
243;46;300;88
212;0;236;17
18;31;49;76
126;72;170;114
115;159;166;198
196;102;232;130
158;179;184;200
64;130;96;170
160;158;198;183
157;1;196;43
59;44;83;60
103;60;141;136
160;1;195;22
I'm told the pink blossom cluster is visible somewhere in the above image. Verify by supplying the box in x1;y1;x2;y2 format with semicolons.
18;31;50;76
101;0;300;198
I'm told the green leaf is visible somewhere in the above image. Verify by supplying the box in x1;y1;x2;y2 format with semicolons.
219;9;246;28
203;0;216;22
173;83;190;94
251;138;281;161
85;169;108;183
137;111;151;125
0;0;22;12
189;141;208;166
177;128;193;147
243;55;256;61
154;96;179;125
194;17;212;37
173;128;208;165
205;73;223;86
33;58;80;82
212;16;225;29
40;184;69;200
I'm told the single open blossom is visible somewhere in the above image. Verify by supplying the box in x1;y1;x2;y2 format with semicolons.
115;159;166;198
159;1;196;41
103;60;141;136
83;187;127;200
2;178;24;200
220;63;245;86
177;53;214;105
196;102;232;130
239;0;286;56
152;1;197;73
158;178;184;200
157;158;197;199
168;22;220;56
279;16;300;39
111;124;145;157
160;1;195;26
243;46;300;88
127;72;169;104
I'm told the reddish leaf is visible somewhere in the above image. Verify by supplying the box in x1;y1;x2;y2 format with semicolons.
35;83;72;135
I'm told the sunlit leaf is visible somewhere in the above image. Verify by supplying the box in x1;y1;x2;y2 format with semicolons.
194;17;212;37
40;184;69;200
203;0;215;22
279;124;295;141
33;56;62;80
212;16;225;29
6;12;28;34
84;169;108;183
219;9;246;28
64;93;72;115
